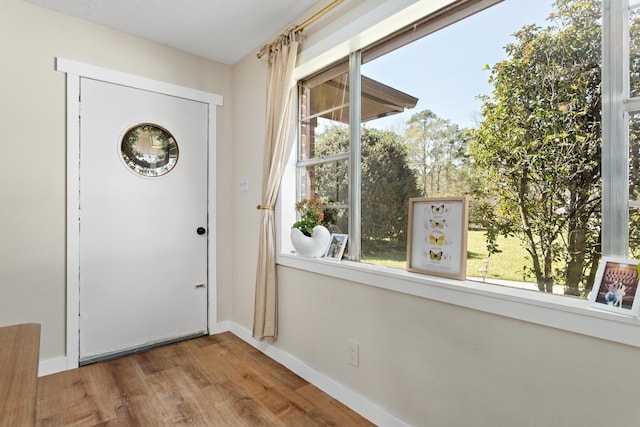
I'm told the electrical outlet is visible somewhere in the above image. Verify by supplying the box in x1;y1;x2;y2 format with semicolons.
239;176;249;192
347;340;359;366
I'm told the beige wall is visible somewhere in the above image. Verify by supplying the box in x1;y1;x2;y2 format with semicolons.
0;0;234;358
4;0;640;424
230;53;266;329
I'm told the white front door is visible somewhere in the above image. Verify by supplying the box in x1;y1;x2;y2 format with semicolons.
78;78;209;363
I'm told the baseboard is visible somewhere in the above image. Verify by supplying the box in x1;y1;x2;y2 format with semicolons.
226;322;409;427
209;319;232;335
38;356;68;377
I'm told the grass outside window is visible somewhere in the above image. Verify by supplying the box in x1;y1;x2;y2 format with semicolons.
361;230;536;285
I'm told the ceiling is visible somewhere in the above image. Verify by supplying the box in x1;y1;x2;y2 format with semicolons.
23;0;319;65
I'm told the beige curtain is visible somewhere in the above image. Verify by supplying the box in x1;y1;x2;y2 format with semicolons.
253;30;302;339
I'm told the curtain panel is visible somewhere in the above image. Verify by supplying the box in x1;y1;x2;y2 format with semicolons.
253;30;302;338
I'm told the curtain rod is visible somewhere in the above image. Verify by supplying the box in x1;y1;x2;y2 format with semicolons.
257;0;344;59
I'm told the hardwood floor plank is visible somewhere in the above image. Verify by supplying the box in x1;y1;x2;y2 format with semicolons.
297;384;375;427
255;387;309;423
0;323;41;426
37;333;375;426
224;339;310;392
38;367;113;426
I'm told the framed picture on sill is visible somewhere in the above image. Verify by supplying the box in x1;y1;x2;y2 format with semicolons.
325;234;348;261
407;197;469;280
589;257;640;316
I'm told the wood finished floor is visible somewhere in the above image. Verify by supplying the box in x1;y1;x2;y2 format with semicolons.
36;332;375;426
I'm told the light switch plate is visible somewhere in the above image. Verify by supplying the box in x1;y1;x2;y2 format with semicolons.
239;176;249;192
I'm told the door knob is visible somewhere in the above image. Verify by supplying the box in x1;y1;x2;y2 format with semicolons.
196;227;206;235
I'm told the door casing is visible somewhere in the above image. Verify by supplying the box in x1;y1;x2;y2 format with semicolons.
57;58;223;370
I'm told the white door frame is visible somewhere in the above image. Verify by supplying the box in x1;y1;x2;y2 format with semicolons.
57;58;223;370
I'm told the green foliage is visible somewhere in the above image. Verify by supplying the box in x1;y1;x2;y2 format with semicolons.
361;127;420;245
629;10;640;249
313;126;349;203
404;110;468;197
313;125;420;252
469;0;603;294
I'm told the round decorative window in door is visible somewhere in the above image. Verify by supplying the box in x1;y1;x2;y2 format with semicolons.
120;123;179;177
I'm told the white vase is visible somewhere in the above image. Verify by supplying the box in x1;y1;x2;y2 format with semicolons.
290;225;331;258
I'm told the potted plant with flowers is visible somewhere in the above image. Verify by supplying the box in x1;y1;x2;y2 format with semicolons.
290;198;332;257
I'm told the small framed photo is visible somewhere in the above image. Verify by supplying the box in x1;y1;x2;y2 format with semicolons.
589;257;640;316
325;234;348;261
407;197;468;280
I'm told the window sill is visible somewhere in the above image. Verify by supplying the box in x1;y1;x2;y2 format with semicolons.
276;253;640;348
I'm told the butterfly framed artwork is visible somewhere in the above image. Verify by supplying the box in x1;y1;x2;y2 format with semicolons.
407;197;469;280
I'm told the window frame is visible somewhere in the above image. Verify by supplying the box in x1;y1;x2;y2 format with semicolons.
603;0;630;255
278;0;640;348
296;62;353;255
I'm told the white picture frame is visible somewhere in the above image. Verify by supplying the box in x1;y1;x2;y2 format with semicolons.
325;234;348;261
588;257;640;316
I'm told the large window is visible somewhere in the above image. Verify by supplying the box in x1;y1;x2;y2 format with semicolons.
295;0;635;301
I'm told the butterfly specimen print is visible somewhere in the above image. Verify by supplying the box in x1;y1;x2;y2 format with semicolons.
408;197;468;279
430;219;446;229
429;233;445;246
431;204;446;215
